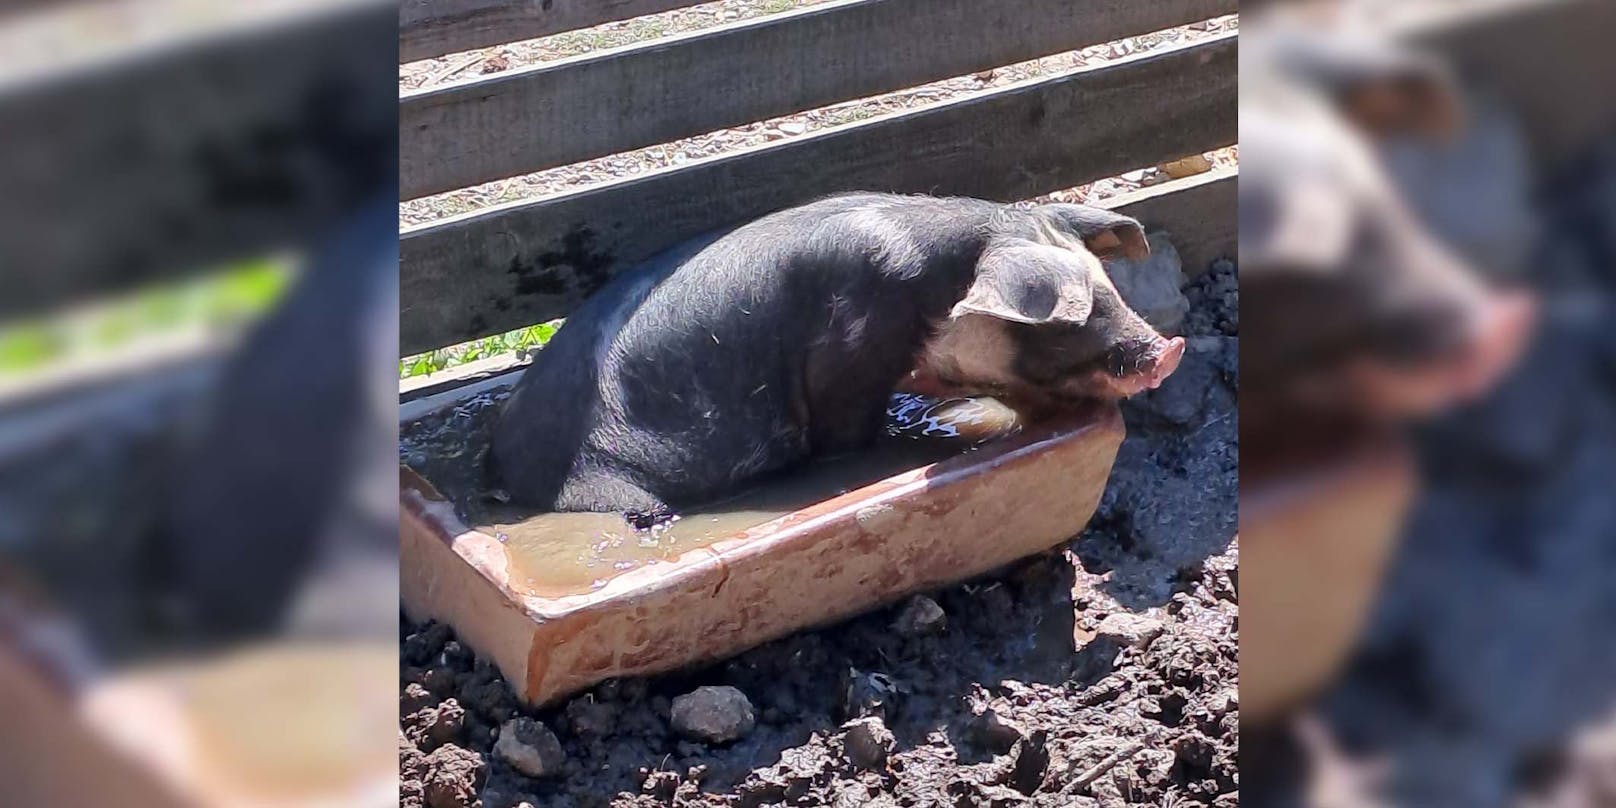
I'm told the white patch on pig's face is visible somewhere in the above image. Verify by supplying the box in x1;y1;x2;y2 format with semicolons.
909;314;1020;397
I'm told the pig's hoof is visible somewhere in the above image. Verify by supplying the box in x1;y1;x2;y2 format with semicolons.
624;506;679;532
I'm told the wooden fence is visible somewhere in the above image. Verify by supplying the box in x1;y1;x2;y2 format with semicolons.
399;0;1241;356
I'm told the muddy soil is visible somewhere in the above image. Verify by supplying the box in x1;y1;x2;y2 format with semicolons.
398;260;1239;808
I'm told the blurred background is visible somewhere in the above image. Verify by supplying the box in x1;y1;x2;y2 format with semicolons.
0;1;398;805
1239;1;1616;807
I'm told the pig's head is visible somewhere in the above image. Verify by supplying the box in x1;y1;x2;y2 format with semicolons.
901;205;1185;409
1240;93;1534;425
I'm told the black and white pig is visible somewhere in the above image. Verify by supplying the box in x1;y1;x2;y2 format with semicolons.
490;193;1185;524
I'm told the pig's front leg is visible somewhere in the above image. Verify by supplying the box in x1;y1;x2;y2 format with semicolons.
801;343;911;457
557;467;679;531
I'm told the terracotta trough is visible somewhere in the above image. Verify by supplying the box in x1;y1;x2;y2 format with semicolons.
1239;439;1417;725
400;395;1126;708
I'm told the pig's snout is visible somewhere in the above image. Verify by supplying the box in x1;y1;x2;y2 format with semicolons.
1094;336;1186;398
1455;289;1534;399
1342;288;1536;420
1138;336;1186;390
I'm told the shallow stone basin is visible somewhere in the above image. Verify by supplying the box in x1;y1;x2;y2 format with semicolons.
400;397;1126;707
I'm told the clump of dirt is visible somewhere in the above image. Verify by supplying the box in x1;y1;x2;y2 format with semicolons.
400;264;1238;807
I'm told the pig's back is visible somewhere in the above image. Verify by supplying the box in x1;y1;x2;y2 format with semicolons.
493;194;994;511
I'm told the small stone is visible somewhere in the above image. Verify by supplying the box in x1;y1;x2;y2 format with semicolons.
842;716;895;769
458;677;516;724
420;699;467;749
416;665;459;697
401;682;435;715
891;595;947;637
494;718;565;779
1096;612;1166;649
833;790;870;808
1134;747;1179;789
974;708;1027;753
642;770;680;799
669;686;756;744
421;744;485;808
777;121;807;135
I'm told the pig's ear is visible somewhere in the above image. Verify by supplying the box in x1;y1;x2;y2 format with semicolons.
1034;204;1150;262
953;240;1093;325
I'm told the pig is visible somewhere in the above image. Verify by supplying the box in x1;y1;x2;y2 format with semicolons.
490;193;1184;524
1240;21;1534;431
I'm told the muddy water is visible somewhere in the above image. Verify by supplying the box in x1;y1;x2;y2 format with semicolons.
400;390;1023;596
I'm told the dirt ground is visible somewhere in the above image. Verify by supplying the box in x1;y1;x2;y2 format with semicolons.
398;256;1239;807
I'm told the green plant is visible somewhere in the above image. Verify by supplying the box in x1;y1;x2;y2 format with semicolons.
0;257;292;376
399;320;562;379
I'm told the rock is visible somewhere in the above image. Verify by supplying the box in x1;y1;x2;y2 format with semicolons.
642;770;680;799
420;699;467;749
669;686;756;744
401;682;436;715
421;744;485;808
1096;613;1165;650
832;790;871;808
1103;232;1189;333
458;676;516;723
777;121;807;136
415;664;459;697
891;595;947;637
1134;747;1179;790
494;718;565;779
974;708;1027;753
842;716;896;769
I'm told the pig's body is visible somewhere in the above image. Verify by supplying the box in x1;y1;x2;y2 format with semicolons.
491;193;1179;520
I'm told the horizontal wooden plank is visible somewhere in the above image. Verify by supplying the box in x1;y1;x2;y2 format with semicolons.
401;0;1235;199
1408;0;1616;175
400;32;1236;354
0;1;396;318
1102;165;1236;276
401;0;707;62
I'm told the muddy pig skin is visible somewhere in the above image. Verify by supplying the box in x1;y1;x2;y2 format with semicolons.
490;193;1184;521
